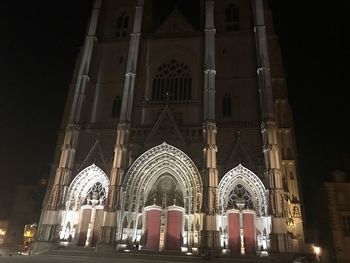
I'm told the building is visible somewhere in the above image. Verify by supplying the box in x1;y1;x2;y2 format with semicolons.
319;170;350;263
33;0;305;255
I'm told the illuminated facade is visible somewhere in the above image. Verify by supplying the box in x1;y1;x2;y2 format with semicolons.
33;0;305;255
0;220;8;244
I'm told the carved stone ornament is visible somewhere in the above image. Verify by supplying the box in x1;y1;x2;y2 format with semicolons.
66;164;109;210
123;142;203;213
218;164;268;216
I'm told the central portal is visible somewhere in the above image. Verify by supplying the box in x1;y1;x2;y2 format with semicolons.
121;143;203;251
144;174;185;251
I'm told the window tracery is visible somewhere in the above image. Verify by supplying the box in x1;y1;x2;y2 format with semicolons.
228;183;254;209
152;59;192;101
116;12;129;37
218;164;268;216
85;182;107;205
66;164;109;210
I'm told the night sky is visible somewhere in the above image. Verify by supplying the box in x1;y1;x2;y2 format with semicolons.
0;0;349;234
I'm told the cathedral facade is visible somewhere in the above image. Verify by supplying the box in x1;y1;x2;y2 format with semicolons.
34;0;305;255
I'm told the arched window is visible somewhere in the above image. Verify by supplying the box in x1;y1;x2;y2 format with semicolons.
151;59;192;102
84;182;107;205
223;94;232;117
228;184;254;210
112;96;122;118
225;4;239;31
116;12;130;37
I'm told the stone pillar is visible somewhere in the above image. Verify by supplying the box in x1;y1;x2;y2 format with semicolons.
99;0;144;246
252;0;288;252
32;1;102;253
200;0;220;251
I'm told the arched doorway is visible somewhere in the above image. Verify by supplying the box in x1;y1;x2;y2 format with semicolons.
121;142;203;251
218;164;271;254
59;164;109;247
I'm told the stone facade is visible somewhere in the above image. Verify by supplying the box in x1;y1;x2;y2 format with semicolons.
33;0;305;255
321;170;350;263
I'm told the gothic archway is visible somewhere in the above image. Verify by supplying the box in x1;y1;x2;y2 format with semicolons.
218;164;270;254
60;164;109;247
121;142;203;249
218;164;268;216
66;164;109;209
124;142;202;213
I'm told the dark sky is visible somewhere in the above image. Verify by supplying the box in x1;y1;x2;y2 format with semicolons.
0;0;349;231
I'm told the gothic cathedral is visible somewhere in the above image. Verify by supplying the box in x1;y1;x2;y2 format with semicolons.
34;0;305;255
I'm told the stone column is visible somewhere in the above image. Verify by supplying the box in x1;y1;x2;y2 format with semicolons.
33;1;102;252
99;0;144;246
252;0;288;252
201;0;220;251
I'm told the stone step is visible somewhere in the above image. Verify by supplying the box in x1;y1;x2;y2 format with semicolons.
43;245;302;263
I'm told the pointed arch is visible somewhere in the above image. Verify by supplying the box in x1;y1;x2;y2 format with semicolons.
67;164;109;209
112;96;122;118
225;3;239;31
218;164;268;216
123;142;203;213
151;59;192;101
116;11;130;37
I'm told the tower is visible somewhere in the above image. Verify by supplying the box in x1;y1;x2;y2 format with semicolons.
33;0;305;255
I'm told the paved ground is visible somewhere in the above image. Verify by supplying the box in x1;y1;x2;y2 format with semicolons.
0;255;273;263
0;252;292;263
0;245;307;263
0;244;23;257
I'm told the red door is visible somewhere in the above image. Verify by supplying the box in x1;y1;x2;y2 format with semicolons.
144;206;162;250
227;209;240;253
91;208;103;247
78;209;91;246
165;206;184;250
243;211;255;254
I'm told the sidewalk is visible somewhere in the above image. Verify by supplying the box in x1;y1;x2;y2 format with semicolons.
0;244;25;256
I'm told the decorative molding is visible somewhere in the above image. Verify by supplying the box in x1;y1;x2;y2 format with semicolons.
218;164;268;216
145;105;186;147
226;133;255;171
67;164;109;210
156;8;194;34
123;142;203;213
78;138;108;172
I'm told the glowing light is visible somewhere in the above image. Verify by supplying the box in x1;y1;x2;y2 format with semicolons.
181;247;188;252
314;245;321;256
